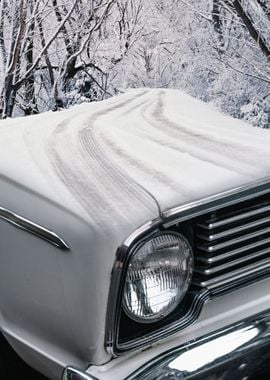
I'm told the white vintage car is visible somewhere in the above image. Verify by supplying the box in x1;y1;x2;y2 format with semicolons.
0;89;269;380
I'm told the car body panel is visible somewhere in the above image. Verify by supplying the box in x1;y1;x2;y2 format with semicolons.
0;173;158;378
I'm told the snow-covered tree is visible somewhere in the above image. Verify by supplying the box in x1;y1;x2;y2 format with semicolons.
0;0;269;128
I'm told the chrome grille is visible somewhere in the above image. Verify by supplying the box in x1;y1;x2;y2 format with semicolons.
193;194;270;290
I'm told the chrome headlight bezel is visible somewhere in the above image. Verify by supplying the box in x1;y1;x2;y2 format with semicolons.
122;231;194;324
105;220;198;356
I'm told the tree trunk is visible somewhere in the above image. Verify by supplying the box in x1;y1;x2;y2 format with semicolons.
212;0;225;50
23;14;38;116
233;0;270;61
2;78;17;118
2;0;26;117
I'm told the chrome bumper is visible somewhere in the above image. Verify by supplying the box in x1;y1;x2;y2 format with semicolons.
62;310;270;380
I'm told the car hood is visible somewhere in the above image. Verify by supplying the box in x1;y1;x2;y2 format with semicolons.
1;88;270;224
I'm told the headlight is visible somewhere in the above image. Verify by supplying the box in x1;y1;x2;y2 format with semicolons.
123;232;193;323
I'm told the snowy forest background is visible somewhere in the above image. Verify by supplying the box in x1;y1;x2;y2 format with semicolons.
0;0;269;128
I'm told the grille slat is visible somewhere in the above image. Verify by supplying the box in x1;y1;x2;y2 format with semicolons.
198;226;270;252
193;193;270;289
197;204;270;230
193;258;270;289
197;215;270;241
196;236;270;264
195;247;270;275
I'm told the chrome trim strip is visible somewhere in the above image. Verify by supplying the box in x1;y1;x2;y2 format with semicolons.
197;237;270;264
62;367;98;380
127;310;270;380
195;248;270;275
198;226;270;252
198;204;270;230
162;177;270;227
195;259;270;289
198;215;270;241
123;218;161;247
0;207;69;250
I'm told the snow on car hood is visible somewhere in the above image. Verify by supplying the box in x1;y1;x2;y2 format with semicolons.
0;89;270;225
100;88;270;213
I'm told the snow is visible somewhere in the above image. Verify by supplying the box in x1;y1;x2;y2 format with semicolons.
0;89;270;223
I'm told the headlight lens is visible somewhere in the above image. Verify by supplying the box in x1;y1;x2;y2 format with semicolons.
123;232;193;323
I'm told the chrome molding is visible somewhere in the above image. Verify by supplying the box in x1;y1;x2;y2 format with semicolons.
123;218;161;247
163;177;270;227
0;206;69;250
127;310;270;380
105;178;270;356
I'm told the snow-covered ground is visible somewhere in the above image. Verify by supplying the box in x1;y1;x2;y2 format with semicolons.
0;89;270;222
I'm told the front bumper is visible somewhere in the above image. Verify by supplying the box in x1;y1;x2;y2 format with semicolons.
62;310;270;380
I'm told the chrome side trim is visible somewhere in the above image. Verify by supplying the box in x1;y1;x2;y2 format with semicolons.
127;310;270;380
62;367;98;380
0;207;69;250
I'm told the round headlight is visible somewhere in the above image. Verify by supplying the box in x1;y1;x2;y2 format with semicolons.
123;232;193;323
